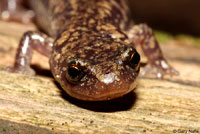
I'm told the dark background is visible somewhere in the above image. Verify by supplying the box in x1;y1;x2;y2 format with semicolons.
129;0;200;35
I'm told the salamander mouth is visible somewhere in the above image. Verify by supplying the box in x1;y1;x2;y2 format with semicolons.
62;77;138;101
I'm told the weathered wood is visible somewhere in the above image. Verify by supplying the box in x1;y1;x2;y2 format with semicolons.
0;21;200;134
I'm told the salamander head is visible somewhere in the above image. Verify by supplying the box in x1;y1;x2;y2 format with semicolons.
50;33;140;101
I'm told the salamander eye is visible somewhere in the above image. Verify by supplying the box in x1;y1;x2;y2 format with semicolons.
129;51;140;68
66;64;85;83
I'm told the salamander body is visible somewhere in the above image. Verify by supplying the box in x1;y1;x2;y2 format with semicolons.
0;0;178;101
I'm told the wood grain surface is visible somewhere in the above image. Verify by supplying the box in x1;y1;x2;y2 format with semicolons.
0;21;200;134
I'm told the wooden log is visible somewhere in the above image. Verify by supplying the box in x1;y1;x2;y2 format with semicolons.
0;21;200;134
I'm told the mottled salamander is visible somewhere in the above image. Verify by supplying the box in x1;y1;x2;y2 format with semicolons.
0;0;178;101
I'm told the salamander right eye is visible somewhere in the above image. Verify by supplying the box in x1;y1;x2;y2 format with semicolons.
66;64;85;83
129;51;140;68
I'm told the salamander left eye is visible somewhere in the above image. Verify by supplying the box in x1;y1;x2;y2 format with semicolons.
66;64;85;83
129;52;140;68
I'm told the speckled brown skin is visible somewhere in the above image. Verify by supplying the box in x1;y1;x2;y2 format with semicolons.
0;0;178;101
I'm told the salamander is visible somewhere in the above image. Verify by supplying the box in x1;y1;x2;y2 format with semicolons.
0;0;178;101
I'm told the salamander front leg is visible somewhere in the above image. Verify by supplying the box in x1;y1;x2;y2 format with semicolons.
0;0;34;23
3;31;53;75
128;24;178;78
